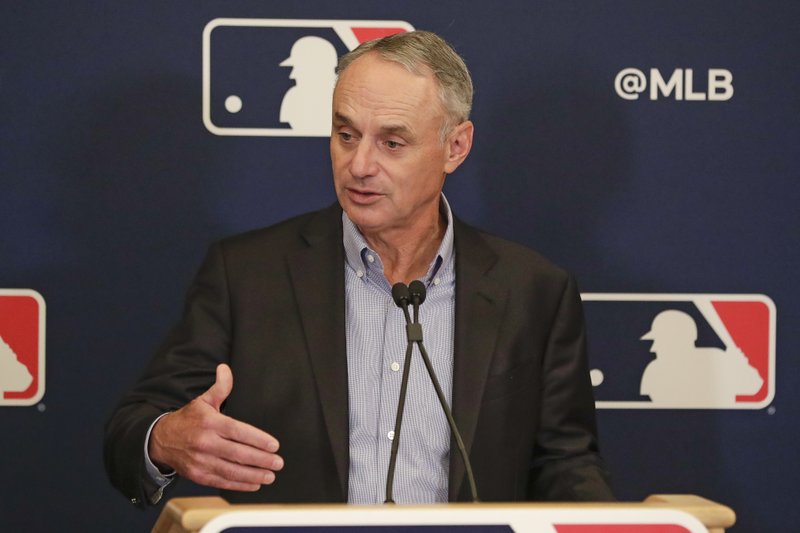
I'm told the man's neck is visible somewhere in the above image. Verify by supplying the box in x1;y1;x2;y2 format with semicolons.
361;211;446;286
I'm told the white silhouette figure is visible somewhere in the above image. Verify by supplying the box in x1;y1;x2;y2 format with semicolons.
279;36;337;135
0;335;33;394
640;310;763;407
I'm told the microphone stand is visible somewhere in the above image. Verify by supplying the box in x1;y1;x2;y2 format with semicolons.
385;283;414;503
385;281;479;504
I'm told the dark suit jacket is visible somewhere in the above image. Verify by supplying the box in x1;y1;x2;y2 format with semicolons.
104;203;612;506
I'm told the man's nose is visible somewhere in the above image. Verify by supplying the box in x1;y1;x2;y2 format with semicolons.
349;139;379;178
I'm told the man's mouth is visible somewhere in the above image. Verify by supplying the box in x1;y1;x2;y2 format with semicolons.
346;188;384;204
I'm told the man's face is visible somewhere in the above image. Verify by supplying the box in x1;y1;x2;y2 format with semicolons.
330;53;468;237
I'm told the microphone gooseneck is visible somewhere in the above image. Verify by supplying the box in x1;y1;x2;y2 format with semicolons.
385;282;413;504
384;280;479;504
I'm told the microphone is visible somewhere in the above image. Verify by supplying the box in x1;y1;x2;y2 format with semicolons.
384;280;479;504
408;280;426;304
408;280;426;324
386;282;414;503
391;282;412;325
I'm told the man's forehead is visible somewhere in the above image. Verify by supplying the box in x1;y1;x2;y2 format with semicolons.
340;51;434;81
333;110;414;135
332;54;443;131
335;53;436;101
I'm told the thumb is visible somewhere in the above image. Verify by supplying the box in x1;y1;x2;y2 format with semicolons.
201;363;233;411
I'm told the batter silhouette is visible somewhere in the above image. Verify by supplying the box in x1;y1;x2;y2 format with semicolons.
279;36;338;135
640;310;763;407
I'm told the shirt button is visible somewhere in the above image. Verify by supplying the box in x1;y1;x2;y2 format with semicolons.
433;277;441;286
367;255;375;263
388;431;395;440
356;270;364;278
390;362;400;372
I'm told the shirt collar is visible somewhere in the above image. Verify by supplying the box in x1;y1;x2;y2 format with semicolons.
342;194;455;286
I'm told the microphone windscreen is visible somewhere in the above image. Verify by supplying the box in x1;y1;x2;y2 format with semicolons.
408;280;427;304
391;282;410;308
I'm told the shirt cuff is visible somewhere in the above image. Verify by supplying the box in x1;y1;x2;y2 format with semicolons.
144;412;176;502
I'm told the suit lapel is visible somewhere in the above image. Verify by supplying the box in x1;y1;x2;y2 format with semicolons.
287;204;350;500
449;219;507;501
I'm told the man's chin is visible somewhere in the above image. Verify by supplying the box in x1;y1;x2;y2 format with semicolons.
342;205;389;234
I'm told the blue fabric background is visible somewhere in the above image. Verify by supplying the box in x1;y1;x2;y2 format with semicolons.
1;2;797;531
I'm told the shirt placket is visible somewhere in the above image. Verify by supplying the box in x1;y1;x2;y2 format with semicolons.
362;251;406;502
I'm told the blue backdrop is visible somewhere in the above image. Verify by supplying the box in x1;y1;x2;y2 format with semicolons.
2;2;798;531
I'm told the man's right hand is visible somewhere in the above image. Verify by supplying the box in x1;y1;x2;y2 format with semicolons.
149;363;283;491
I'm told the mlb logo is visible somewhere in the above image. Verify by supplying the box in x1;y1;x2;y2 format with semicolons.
0;289;46;406
202;18;415;137
582;293;775;409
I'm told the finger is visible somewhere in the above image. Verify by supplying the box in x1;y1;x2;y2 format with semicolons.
189;469;265;492
193;453;279;487
218;416;281;453
213;437;285;472
201;364;233;411
205;477;262;492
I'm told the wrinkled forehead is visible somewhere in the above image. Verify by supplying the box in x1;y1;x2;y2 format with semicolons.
335;52;436;91
333;54;443;115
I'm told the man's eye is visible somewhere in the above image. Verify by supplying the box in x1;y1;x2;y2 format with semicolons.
385;140;402;149
339;132;353;142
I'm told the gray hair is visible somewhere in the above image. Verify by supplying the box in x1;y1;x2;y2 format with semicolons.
336;30;473;140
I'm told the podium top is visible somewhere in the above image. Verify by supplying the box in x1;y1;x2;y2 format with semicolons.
153;494;735;533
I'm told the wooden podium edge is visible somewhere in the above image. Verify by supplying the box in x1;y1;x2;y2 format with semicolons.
152;494;736;533
644;494;736;533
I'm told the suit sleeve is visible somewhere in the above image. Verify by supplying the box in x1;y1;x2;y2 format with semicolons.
527;275;614;501
103;242;232;507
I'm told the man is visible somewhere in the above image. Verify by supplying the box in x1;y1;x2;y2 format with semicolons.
105;30;612;508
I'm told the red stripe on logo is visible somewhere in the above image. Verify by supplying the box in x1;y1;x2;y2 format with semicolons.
0;295;40;400
712;300;770;402
555;525;692;533
351;27;408;44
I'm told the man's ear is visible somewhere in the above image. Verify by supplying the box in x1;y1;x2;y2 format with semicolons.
444;120;474;174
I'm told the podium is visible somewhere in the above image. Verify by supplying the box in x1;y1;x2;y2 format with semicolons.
153;494;735;533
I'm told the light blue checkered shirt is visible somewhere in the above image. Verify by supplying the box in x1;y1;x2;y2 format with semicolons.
343;196;456;504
